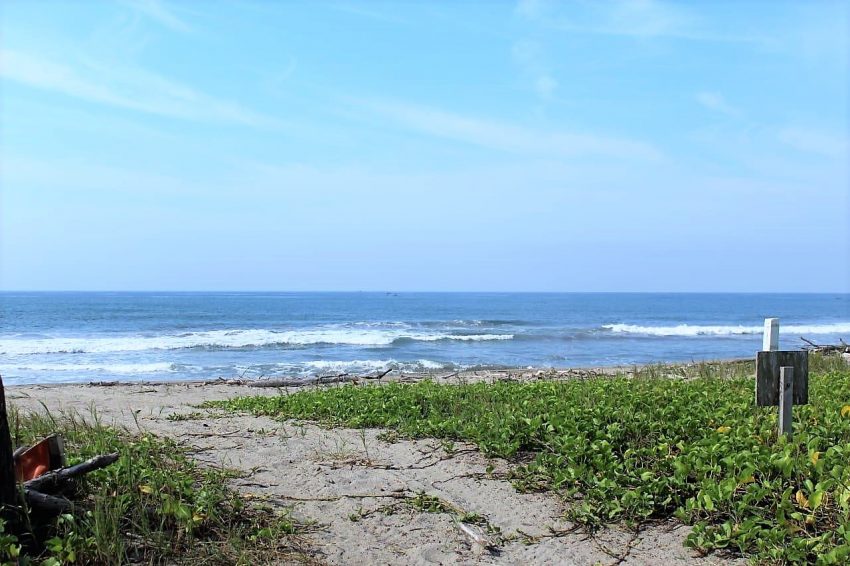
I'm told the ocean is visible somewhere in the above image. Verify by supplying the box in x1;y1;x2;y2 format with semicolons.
1;292;848;385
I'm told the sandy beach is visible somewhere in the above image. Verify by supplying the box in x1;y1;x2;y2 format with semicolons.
8;373;743;565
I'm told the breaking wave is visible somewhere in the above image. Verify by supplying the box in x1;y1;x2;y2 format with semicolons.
0;328;515;356
0;362;176;374
602;322;850;337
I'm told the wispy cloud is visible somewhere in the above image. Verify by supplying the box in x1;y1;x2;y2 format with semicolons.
0;49;276;127
695;92;740;117
514;0;547;19
778;127;848;159
511;40;558;100
517;0;771;45
330;3;410;25
358;99;663;161
122;0;193;33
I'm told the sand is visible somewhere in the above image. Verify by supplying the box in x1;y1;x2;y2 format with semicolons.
7;379;743;565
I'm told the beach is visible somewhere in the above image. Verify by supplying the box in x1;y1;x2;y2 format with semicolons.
3;292;849;563
7;370;745;565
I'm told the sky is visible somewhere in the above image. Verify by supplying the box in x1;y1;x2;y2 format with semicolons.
1;0;848;292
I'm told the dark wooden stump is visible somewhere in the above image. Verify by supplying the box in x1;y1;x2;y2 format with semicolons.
0;374;20;528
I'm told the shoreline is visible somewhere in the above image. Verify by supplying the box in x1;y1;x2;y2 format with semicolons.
5;357;755;389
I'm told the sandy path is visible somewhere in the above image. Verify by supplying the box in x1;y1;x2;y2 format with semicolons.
8;382;741;566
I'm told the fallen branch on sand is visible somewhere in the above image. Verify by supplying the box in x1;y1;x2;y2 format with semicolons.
21;452;120;512
3;373;120;527
23;452;121;493
801;337;849;355
250;367;395;388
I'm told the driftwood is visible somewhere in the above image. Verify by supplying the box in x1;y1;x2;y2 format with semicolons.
801;337;849;354
364;367;395;380
249;368;396;388
24;453;120;492
2;372;120;522
19;452;119;514
24;489;72;513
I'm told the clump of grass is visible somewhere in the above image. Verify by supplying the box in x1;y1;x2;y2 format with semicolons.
208;357;850;563
2;407;311;565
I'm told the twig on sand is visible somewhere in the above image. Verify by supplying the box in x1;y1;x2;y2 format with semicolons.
589;530;641;566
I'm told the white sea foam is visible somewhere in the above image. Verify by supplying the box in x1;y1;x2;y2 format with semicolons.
0;329;514;355
0;362;175;374
302;359;452;373
303;359;395;371
603;322;850;337
412;334;514;342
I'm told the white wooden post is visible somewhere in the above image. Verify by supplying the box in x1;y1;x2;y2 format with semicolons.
779;366;793;437
763;318;779;351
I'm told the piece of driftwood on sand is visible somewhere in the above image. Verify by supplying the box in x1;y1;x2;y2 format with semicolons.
801;337;849;355
19;453;120;514
249;367;395;388
1;373;121;520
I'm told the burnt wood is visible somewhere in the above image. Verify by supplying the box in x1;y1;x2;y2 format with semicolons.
756;351;809;406
23;452;120;492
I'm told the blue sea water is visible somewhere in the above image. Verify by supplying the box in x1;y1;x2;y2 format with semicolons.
1;292;848;385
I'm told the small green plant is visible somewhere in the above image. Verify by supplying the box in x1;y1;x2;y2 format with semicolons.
408;491;452;514
4;408;309;565
376;430;399;443
0;518;22;565
208;356;850;562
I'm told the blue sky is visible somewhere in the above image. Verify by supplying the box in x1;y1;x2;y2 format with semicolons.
1;0;848;292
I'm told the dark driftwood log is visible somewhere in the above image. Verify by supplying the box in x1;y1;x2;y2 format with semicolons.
24;453;120;492
251;373;351;388
801;337;848;354
250;368;395;388
0;374;18;525
250;377;318;388
362;368;394;380
24;489;72;513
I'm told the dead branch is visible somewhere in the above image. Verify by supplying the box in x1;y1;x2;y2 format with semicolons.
24;453;120;492
801;336;848;354
24;489;72;513
362;368;394;380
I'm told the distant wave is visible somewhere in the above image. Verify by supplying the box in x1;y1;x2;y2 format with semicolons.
603;322;850;337
0;362;175;374
303;358;451;373
227;359;455;379
0;328;515;355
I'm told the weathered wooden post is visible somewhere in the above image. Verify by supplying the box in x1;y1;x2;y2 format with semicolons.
778;366;793;437
755;319;808;439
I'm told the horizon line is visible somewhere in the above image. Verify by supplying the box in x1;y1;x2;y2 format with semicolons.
1;289;848;295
